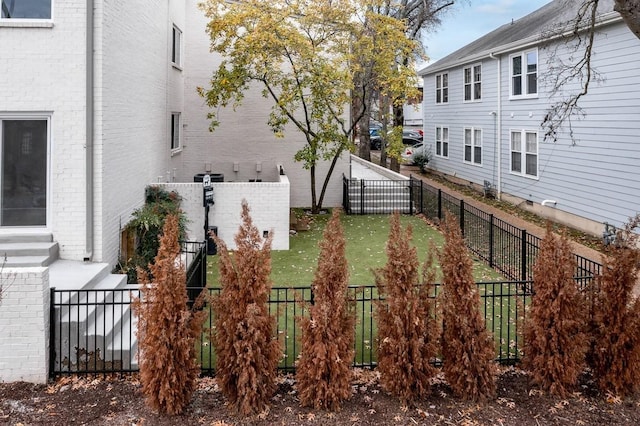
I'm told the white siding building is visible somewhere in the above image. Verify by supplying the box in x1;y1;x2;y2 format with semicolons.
419;0;640;236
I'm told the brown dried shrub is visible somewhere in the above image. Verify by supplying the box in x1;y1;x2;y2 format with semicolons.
524;224;588;397
296;209;355;410
211;200;281;416
439;214;496;401
374;212;439;404
132;214;207;415
589;214;640;396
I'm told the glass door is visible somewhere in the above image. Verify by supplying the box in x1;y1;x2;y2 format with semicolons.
1;119;48;226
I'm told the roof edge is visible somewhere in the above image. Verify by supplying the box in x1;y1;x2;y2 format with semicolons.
418;11;622;76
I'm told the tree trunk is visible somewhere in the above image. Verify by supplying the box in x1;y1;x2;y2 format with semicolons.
615;0;640;40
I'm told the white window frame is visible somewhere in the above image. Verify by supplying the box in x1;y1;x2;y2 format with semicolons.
171;24;182;69
510;129;538;179
463;64;482;102
435;126;449;158
435;73;448;104
170;112;181;153
510;49;538;99
463;127;482;165
0;0;53;26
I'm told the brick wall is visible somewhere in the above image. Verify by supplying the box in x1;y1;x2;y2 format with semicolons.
0;268;50;383
95;0;185;266
0;1;88;260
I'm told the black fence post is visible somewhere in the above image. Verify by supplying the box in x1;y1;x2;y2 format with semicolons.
360;179;365;216
342;175;346;212
437;189;442;221
420;179;424;215
521;229;528;281
49;287;56;379
460;199;465;236
408;177;414;214
489;214;494;268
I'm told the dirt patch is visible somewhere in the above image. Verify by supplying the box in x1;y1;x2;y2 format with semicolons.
1;368;638;425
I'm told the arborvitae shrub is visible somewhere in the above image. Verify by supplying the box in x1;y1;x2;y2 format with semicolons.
524;223;588;397
132;214;207;415
296;209;355;410
212;201;281;416
439;214;496;401
589;214;640;396
375;212;438;403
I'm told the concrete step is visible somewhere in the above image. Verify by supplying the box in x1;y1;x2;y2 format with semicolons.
0;231;52;244
0;241;59;257
3;255;55;267
0;241;59;267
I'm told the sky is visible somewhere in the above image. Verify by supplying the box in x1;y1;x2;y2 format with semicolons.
419;0;552;66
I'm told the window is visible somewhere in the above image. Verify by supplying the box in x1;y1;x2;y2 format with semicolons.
1;0;51;19
172;25;182;67
0;116;49;226
510;130;538;178
511;50;537;97
435;73;448;104
171;113;181;151
463;64;481;101
463;127;482;165
435;126;448;158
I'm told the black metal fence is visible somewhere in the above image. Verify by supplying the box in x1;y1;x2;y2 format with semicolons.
49;241;207;377
344;175;602;281
51;278;553;376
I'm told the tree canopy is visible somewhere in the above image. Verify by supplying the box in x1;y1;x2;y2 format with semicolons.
198;0;418;212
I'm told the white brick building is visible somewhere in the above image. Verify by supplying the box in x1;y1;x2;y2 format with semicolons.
0;0;348;382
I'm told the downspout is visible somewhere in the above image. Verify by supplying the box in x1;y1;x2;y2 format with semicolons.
84;0;94;261
489;52;502;199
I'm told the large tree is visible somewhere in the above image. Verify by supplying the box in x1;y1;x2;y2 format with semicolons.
356;0;455;167
199;0;416;213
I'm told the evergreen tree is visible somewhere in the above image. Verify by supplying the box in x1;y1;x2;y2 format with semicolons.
132;214;207;415
212;201;281;415
589;214;640;396
439;214;496;401
297;209;355;410
524;224;588;397
375;212;438;403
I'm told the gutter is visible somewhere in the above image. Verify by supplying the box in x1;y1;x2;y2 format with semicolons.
84;0;94;261
419;12;622;76
489;52;502;199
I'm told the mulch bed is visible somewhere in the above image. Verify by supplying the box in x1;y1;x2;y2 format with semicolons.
1;368;638;425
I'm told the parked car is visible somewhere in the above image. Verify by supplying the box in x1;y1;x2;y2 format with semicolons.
370;135;422;151
403;128;423;140
401;142;426;164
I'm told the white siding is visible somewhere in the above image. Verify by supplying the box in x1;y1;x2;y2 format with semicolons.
423;20;640;231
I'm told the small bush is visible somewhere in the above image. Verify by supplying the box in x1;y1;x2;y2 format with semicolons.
375;212;439;403
117;186;186;283
212;201;281;416
132;214;207;415
524;224;588;397
439;214;496;401
589;214;640;396
296;209;355;410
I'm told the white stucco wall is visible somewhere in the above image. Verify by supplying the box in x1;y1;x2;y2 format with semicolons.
157;170;290;250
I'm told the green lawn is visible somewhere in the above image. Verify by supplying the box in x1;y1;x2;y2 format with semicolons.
207;211;504;287
198;212;521;371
